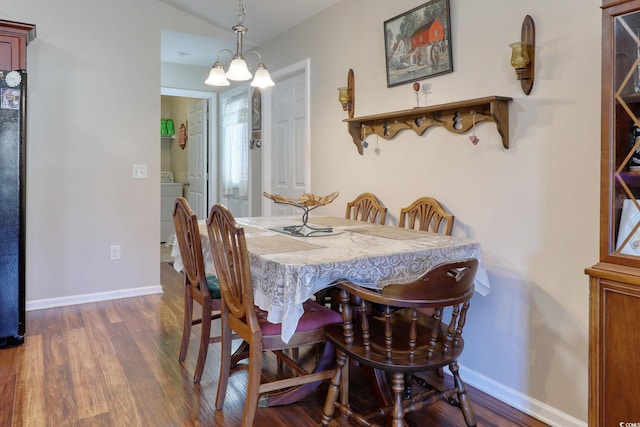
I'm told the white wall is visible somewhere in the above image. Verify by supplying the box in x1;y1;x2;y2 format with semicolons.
2;0;600;423
1;0;223;305
257;0;600;424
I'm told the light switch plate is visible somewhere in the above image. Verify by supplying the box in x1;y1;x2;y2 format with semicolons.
132;164;147;179
110;245;121;260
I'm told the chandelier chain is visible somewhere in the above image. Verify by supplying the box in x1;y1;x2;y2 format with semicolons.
237;0;246;25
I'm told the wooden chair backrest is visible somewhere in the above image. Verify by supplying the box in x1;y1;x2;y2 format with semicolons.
206;204;260;335
399;196;454;235
172;197;210;298
345;192;387;225
336;258;478;362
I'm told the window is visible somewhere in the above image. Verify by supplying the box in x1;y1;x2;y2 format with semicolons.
220;91;249;198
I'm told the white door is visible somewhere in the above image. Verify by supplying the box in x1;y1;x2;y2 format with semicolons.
269;71;308;216
187;99;207;218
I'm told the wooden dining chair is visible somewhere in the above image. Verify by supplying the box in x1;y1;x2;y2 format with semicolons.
207;203;342;426
316;192;388;312
321;258;479;427
345;192;387;225
399;196;454;235
172;197;223;383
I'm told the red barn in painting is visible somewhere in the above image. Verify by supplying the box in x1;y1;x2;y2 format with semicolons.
410;19;444;49
407;18;446;66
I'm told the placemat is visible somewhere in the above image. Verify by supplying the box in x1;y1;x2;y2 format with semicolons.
198;222;263;235
247;235;325;255
239;225;264;234
349;226;436;240
308;216;363;227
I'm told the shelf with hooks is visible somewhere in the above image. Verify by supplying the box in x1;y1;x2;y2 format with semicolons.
343;96;512;154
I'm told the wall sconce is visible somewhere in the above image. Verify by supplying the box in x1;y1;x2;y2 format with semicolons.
338;69;355;118
509;15;535;95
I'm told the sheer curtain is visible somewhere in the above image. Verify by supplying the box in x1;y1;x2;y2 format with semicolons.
221;92;249;199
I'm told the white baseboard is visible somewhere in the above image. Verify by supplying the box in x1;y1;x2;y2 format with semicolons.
26;285;164;311
459;364;587;427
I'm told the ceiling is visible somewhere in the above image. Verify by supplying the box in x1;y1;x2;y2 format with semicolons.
158;0;341;68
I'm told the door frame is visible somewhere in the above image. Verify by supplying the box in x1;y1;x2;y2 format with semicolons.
261;58;311;216
160;87;218;212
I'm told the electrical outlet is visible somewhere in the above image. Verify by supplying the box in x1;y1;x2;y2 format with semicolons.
110;245;121;261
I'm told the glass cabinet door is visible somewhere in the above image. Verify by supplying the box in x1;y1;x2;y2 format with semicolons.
605;8;640;266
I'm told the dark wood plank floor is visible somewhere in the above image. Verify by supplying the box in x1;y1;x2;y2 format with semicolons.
0;263;550;426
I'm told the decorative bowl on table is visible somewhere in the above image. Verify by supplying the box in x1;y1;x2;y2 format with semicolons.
263;191;339;236
263;191;339;208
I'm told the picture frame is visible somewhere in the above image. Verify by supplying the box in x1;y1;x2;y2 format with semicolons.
384;0;453;87
250;88;262;148
251;87;261;132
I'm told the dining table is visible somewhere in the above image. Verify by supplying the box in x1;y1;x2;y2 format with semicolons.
170;215;490;344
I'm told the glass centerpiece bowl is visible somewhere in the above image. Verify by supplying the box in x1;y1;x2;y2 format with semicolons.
263;191;339;236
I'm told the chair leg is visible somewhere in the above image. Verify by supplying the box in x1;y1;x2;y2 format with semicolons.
193;298;212;383
179;287;193;362
390;372;405;427
242;341;263;427
450;361;477;427
321;349;347;427
339;354;349;408
215;315;231;410
277;347;299;371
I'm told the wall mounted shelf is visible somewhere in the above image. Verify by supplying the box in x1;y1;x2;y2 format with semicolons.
344;96;513;154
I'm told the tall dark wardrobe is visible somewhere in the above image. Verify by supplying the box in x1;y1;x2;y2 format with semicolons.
0;20;35;348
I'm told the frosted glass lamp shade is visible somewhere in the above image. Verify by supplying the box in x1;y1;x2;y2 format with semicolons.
251;64;275;88
205;63;230;86
226;57;252;81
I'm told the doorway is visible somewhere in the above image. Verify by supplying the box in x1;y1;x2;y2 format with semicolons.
160;88;218;218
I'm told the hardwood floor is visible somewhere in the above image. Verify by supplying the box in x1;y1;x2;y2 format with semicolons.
0;263;550;426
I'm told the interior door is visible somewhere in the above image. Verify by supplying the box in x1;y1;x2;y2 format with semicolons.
270;72;307;216
187;99;207;218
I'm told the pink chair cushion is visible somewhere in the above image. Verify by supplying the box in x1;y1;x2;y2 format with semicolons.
258;300;342;336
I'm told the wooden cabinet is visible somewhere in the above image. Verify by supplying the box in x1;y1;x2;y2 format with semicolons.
0;20;34;349
586;1;640;424
586;265;640;425
0;20;35;69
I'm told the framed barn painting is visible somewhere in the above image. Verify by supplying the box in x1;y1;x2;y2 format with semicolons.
384;0;453;87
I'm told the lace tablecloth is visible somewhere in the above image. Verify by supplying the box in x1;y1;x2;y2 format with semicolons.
170;216;490;343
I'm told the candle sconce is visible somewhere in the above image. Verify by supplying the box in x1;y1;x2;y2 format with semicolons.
509;15;535;95
338;69;355;118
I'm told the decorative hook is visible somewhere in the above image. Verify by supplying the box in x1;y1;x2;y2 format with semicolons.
469;111;479;145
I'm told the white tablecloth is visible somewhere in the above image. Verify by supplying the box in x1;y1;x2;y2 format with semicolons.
170;216;490;343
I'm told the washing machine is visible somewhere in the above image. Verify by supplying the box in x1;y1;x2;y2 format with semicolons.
161;171;183;242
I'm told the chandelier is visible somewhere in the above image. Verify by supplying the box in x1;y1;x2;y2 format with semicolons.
205;0;274;88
